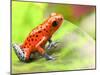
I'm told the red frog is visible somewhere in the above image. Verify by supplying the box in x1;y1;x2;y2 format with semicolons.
13;13;63;62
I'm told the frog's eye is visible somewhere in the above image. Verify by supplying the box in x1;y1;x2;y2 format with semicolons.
52;21;58;27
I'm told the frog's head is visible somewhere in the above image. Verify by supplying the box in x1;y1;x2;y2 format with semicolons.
47;12;64;34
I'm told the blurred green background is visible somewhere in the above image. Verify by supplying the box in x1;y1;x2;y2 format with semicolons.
12;1;96;74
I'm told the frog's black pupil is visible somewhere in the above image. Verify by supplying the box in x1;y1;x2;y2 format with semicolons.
52;21;58;27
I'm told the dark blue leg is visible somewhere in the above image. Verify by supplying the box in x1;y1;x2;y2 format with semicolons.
47;39;58;50
13;43;25;61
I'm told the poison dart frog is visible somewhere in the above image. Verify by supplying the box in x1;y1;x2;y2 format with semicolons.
13;13;63;62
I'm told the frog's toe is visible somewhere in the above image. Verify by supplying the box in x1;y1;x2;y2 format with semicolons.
48;56;55;60
47;41;59;49
43;53;55;60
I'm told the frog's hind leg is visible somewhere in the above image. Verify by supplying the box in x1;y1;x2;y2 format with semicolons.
13;43;25;61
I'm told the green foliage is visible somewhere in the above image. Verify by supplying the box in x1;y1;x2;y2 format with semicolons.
12;1;48;43
12;1;95;74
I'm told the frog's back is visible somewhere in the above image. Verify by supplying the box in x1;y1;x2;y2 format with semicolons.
21;23;49;50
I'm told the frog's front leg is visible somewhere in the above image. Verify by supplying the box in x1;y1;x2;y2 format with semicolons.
36;37;55;60
47;39;58;50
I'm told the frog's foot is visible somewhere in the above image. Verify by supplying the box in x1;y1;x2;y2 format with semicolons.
47;41;59;50
43;53;55;60
13;43;25;61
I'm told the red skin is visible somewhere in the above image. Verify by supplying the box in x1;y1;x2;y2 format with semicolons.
20;13;63;61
